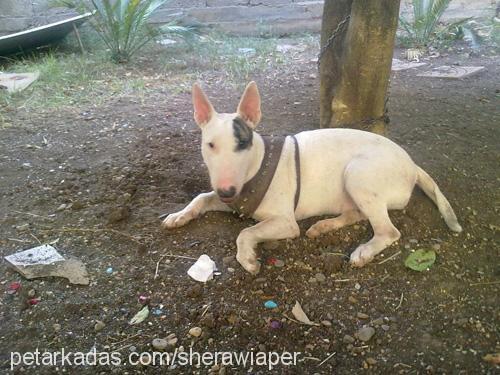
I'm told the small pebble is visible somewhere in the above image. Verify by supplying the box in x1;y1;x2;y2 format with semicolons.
152;338;168;350
381;324;390;331
357;312;369;319
343;334;355;344
106;267;113;274
372;317;384;326
264;300;278;309
94;321;106;332
222;255;235;265
227;267;235;273
138;295;149;305
274;259;285;268
27;289;36;298
315;273;326;283
189;327;202;337
53;323;61;332
354;283;361;290
357;326;375;342
269;320;281;329
366;357;377;365
321;320;332;327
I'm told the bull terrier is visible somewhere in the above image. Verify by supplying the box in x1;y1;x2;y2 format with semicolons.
161;82;462;274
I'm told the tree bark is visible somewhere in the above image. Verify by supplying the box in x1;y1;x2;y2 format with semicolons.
319;0;352;129
320;0;401;134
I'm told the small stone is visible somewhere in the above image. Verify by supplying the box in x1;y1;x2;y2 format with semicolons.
94;321;106;332
227;267;235;273
264;300;278;309
27;289;36;298
356;326;375;342
189;327;202;337
166;333;177;347
343;334;355;344
348;296;358;304
409;239;418;244
274;259;285;268
321;320;332;327
107;206;130;224
16;223;29;232
372;317;384;326
432;243;441;250
354;283;361;290
152;338;168;350
381;324;390;331
322;253;344;274
222;255;235;265
366;357;377;365
315;273;326;283
357;312;369;319
53;323;61;332
262;241;279;250
56;203;67;211
71;201;84;210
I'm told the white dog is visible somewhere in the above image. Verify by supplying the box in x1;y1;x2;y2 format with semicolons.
162;82;462;274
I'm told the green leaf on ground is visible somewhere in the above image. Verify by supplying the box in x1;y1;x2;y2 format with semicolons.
405;249;436;271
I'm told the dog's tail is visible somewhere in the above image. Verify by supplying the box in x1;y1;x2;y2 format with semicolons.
416;166;462;233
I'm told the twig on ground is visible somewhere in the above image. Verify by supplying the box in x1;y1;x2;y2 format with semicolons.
12;210;54;220
317;352;336;367
395;292;404;310
7;238;30;243
378;250;401;264
162;254;198;261
154;256;165;280
470;280;500;286
39;227;143;244
29;232;42;245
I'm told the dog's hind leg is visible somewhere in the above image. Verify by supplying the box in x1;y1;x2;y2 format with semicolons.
236;216;299;274
161;192;231;229
343;161;402;267
305;210;365;238
348;206;400;267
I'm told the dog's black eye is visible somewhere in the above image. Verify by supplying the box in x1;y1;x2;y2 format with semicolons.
208;142;214;149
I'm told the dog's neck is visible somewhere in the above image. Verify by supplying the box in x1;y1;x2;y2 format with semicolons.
244;132;265;183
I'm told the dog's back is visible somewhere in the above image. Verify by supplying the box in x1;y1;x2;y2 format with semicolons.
294;128;417;219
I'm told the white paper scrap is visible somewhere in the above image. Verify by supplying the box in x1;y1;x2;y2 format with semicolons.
187;254;217;282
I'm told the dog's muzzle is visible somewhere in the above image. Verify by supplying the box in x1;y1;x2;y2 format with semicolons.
217;186;237;203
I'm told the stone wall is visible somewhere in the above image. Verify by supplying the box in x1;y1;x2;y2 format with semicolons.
0;0;76;36
0;0;497;37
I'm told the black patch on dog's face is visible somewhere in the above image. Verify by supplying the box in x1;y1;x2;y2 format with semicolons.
233;117;253;151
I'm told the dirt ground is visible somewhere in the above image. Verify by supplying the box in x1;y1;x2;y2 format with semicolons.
0;38;499;374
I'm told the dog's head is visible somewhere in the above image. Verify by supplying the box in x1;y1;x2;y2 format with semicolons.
192;82;262;204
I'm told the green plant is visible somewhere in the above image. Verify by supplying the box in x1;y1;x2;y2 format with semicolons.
399;0;471;47
53;0;196;62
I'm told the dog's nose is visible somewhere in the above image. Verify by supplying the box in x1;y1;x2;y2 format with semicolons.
217;186;236;199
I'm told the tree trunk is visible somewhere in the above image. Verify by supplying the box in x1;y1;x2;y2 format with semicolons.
319;0;352;129
320;0;401;134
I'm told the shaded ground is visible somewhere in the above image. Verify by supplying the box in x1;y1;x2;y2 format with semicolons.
0;37;499;374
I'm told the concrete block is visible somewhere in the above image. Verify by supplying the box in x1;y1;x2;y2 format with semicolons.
0;0;33;17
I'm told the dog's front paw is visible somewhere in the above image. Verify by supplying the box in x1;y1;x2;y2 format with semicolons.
349;245;374;267
236;253;261;275
161;210;192;229
305;225;321;239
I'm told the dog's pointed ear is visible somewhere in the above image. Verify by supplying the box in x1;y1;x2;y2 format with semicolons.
192;83;215;127
237;81;261;128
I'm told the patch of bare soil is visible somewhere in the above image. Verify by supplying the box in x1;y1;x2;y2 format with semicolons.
0;44;499;374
